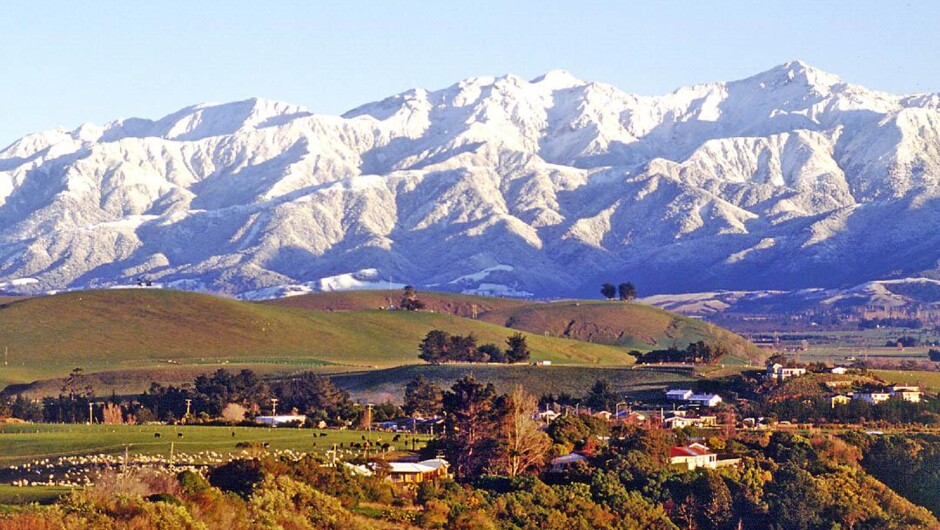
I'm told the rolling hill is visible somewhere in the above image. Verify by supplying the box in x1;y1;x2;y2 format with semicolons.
0;289;636;390
477;300;763;363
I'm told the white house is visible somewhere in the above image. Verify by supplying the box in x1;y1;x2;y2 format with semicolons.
831;367;848;375
666;389;693;401
854;392;891;405
670;443;718;470
254;414;308;426
688;394;723;407
663;414;717;429
766;363;807;381
387;458;450;483
890;385;923;403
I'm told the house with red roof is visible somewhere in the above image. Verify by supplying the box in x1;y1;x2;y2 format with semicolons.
670;443;717;470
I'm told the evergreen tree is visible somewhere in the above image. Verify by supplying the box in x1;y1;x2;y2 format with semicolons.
403;375;444;418
418;330;451;364
584;379;619;411
441;376;500;479
505;333;531;363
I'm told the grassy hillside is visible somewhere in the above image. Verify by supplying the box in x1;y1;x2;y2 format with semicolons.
0;289;634;390
266;289;529;317
271;292;763;364
478;300;763;364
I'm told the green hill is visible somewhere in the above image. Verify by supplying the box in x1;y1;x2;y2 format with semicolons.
0;289;633;390
477;300;763;364
270;292;762;364
265;289;529;317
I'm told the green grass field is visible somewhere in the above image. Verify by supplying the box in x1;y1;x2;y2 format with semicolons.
0;424;423;468
331;364;697;403
0;484;71;505
873;370;940;393
0;289;637;391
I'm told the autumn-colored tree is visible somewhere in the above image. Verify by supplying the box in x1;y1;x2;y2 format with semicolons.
101;403;124;425
488;386;551;477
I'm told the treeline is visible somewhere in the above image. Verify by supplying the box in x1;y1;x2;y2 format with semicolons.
860;317;923;329
632;341;727;365
418;330;530;364
0;368;404;426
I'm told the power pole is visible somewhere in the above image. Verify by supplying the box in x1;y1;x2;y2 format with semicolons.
88;402;94;424
184;399;192;422
4;347;7;366
271;398;279;417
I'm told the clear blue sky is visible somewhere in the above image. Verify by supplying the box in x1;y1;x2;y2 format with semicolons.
2;1;938;147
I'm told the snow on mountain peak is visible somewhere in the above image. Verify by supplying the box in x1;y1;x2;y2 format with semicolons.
530;69;586;90
3;63;940;299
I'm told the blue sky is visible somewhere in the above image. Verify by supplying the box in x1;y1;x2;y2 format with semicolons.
2;1;938;146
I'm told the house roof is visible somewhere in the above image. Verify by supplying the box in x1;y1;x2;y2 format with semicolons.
550;453;587;466
666;389;692;396
388;458;449;474
670;443;715;458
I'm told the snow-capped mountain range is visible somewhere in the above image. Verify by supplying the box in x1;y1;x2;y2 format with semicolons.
3;61;940;298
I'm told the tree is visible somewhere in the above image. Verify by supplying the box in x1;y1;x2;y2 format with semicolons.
400;285;426;311
618;282;637;301
441;376;500;479
403;375;443;418
477;343;507;363
601;283;616;300
505;333;530;364
765;463;823;530
488;386;551;477
584;379;619;412
419;330;451;364
273;372;352;423
929;349;940;362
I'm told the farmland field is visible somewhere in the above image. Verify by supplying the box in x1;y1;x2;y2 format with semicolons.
873;370;940;393
331;364;698;403
0;424;426;468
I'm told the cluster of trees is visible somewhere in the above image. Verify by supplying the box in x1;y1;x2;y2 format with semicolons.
1;368;405;427
633;341;727;365
418;330;530;364
600;282;637;301
3;370;940;529
860;317;923;329
930;349;940;362
539;378;622;413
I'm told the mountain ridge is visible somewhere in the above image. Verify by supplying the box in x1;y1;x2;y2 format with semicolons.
3;61;940;297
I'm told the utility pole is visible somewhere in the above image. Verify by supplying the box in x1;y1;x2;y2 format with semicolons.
88;402;94;424
271;398;279;417
4;346;7;366
123;444;129;474
184;399;192;422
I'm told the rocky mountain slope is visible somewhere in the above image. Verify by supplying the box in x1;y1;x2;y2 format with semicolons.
3;61;940;297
